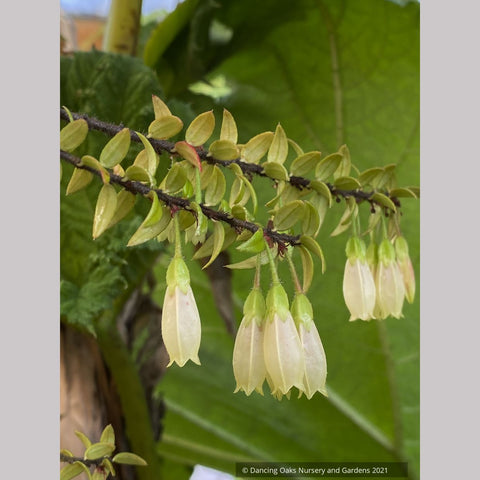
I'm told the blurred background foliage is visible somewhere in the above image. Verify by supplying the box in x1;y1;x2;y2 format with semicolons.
60;0;419;479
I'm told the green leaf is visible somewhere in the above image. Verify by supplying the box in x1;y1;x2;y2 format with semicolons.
267;123;288;164
124;165;152;183
202;222;226;269
298;245;314;293
236;228;266;254
242;132;274;164
66;168;94;195
148;115;184;140
162;162;188;193
208;139;239;160
389;187;418;199
220;109;238;144
334;176;362;190
204;166;226;206
262;161;289;181
151;94;172;118
112;452;148;466
60;462;91;480
302;201;321;237
84;442;116;460
99;128;131;169
225;250;269;270
60;118;89;152
334;144;352;178
299;235;326;273
315;153;343;181
185;111;215;146
107;189;136;229
273;200;306;231
100;424;115;446
92;183;117;239
193;226;237;260
136;132;159;177
290;151;322;177
371;192;397;212
309;180;333;206
175;141;202;169
80;155;110;184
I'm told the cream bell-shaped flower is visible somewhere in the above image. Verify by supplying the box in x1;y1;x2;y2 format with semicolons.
375;239;405;319
395;236;416;304
343;236;376;321
291;293;327;399
232;287;267;396
263;284;305;396
161;256;201;367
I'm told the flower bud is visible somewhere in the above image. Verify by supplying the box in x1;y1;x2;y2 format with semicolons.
232;288;267;396
343;237;376;321
291;294;327;399
263;284;305;396
375;239;405;319
395;236;416;304
161;257;201;366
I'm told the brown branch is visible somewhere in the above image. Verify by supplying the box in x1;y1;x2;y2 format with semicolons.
59;108;401;208
60;150;301;248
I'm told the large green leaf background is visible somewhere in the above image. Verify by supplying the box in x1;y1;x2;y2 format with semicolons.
145;0;420;478
59;0;419;478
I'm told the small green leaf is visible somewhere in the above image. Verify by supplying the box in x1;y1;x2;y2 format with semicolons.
236;228;266;254
60;118;88;152
135;132;158;177
334;144;352;178
225;250;270;270
407;186;420;198
204;166;226;206
231;204;248;221
60;462;91;480
300;235;326;273
274;200;306;231
60;449;74;457
175;141;202;170
315;153;343;181
81;155;110;184
193;226;237;259
330;200;358;237
185;110;215;146
66;168;93;195
200;163;215;189
389;187;418;199
84;442;116;460
112;452;148;466
152;94;172;118
241;176;258;215
290;151;322;177
267;123;288;164
107;189;136;228
162;162;187;193
220;109;238;144
302;201;321;236
99;128;131;169
148;115;183;139
229;177;245;206
202;221;225;269
334;176;362;190
358;167;384;187
101;458;116;477
243;131;274;164
309;179;332;205
298;245;314;293
92;183;117;239
371;192;397;212
209;139;239;160
262;161;289;181
124;165;152;184
127;196;168;247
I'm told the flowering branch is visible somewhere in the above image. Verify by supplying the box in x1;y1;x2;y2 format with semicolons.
60;149;301;248
59;108;401;208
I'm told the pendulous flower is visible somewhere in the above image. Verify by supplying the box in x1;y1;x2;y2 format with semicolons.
343;236;376;321
263;284;305;396
161;256;201;367
395;236;416;304
232;287;267;396
291;293;328;399
375;238;405;319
